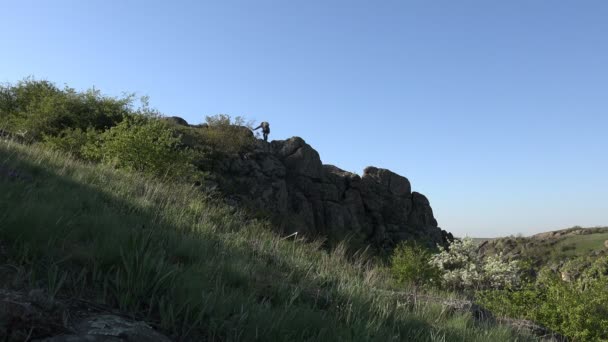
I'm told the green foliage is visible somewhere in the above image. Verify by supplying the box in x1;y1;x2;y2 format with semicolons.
39;114;205;182
199;114;256;154
581;255;608;282
559;256;592;283
0;79;262;182
478;264;608;341
0;78;131;140
390;240;439;287
41;127;101;160
97;115;199;179
476;283;542;321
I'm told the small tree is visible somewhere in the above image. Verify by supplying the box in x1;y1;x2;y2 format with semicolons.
198;114;256;155
482;253;521;289
391;241;439;288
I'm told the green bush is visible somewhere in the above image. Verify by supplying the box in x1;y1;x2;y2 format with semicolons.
97;115;199;180
477;266;608;341
168;114;258;172
581;255;608;283
476;283;544;324
199;114;256;154
42;127;101;160
390;241;439;287
0;78;130;140
0;80;256;180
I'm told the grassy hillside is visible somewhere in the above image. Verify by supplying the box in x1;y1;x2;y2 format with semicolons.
478;227;608;268
545;229;608;257
0;140;532;341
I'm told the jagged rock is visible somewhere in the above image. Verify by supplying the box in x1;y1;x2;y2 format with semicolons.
409;192;439;227
362;166;411;196
272;137;323;179
162;116;189;126
212;135;451;251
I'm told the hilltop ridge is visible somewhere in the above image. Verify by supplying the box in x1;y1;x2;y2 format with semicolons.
169;117;453;252
478;226;608;269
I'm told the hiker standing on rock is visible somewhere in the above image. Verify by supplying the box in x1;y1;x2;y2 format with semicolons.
254;121;270;142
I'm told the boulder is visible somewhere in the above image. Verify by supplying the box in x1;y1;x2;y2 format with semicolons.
162;116;189;126
44;315;172;342
273;137;323;179
0;288;171;342
362;167;411;196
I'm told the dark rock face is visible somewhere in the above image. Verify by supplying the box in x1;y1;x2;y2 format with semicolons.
214;136;452;251
162;116;189;126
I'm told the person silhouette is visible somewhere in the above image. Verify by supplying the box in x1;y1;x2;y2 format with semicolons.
253;121;270;141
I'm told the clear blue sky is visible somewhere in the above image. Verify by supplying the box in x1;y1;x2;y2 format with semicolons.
2;1;607;237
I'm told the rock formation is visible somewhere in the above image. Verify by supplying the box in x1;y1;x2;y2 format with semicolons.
0;288;171;341
212;135;452;251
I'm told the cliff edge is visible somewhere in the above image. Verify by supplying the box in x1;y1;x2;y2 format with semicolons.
211;135;452;251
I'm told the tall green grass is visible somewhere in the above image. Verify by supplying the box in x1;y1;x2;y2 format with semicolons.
0;140;533;341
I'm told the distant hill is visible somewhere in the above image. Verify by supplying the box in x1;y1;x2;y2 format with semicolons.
477;226;608;268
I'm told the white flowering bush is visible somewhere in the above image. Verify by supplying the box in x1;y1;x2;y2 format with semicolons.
430;237;521;290
483;253;521;289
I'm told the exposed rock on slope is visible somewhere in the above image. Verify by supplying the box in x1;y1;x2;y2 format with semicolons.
0;288;171;341
212;136;452;251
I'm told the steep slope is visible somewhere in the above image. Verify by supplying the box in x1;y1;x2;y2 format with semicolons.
0;141;530;341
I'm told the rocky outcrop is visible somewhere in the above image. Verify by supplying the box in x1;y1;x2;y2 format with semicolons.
212;136;452;251
44;315;172;342
0;288;171;342
162;116;190;126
